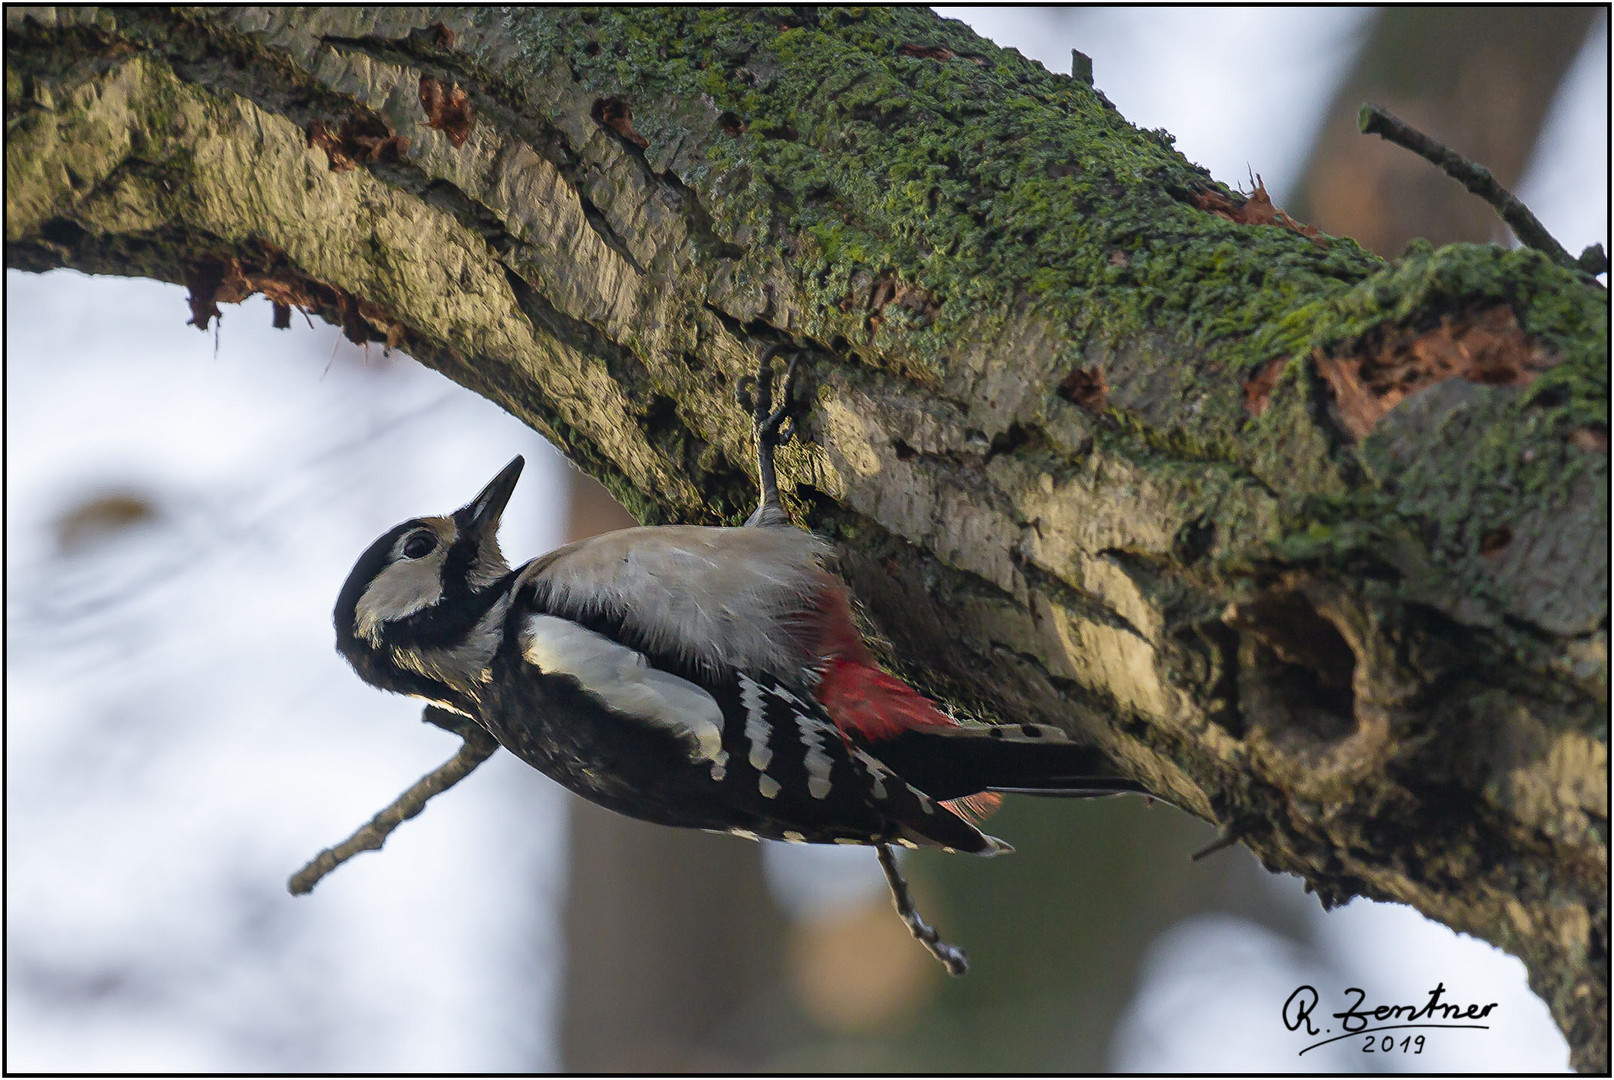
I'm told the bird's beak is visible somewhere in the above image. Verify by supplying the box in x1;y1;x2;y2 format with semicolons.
457;455;524;535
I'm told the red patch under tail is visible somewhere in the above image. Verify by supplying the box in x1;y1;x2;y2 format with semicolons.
808;577;956;740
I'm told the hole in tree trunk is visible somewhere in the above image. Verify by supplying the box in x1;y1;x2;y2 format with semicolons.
1227;589;1357;743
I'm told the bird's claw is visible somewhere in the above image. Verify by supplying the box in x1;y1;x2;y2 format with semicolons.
734;374;757;414
748;342;800;450
740;341;804;528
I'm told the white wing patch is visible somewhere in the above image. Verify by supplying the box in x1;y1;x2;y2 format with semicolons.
759;682;834;800
792;706;835;800
738;673;772;772
522;614;725;763
852;747;893;801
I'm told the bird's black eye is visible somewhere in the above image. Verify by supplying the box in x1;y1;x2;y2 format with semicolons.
402;533;436;559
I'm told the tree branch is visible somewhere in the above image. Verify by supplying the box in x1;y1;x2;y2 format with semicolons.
288;716;499;896
1357;103;1581;272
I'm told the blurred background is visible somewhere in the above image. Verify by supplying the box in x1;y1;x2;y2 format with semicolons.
6;6;1605;1071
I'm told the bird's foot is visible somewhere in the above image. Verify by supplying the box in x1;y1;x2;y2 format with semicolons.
877;843;969;976
735;342;800;450
737;343;801;527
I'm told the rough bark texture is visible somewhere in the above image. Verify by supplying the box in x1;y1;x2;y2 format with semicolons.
5;6;1606;1068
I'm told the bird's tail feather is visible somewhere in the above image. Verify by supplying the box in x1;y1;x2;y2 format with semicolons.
865;722;1149;803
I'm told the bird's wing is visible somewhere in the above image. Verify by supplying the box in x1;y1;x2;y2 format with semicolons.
521;524;832;683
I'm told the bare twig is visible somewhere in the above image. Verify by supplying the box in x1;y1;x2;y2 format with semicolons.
288;721;499;895
876;843;969;976
1358;103;1581;274
1190;821;1244;862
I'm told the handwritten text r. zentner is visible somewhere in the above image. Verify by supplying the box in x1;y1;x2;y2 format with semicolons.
1284;983;1497;1056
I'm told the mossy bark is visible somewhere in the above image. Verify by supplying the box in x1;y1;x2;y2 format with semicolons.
6;6;1605;1067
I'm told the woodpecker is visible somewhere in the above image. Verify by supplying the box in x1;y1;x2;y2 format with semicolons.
334;345;1148;971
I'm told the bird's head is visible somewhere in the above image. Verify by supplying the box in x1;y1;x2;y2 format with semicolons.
334;455;525;707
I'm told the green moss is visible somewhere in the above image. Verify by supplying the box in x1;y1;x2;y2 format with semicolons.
465;10;1606;632
484;6;1379;397
1240;245;1608;636
1265;243;1604;500
1256;243;1604;386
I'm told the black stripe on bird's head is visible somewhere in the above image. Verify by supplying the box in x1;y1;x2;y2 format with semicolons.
334;457;525;680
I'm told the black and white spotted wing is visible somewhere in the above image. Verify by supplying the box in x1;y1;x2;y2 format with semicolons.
701;671;1004;854
482;607;1004;854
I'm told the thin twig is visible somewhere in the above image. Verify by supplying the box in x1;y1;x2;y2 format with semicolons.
1190;821;1243;862
288;725;499;895
876;843;969;976
1358;103;1580;274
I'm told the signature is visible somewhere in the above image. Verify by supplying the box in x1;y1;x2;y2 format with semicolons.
1283;983;1497;1056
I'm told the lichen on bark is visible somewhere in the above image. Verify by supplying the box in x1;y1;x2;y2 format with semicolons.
5;5;1606;1068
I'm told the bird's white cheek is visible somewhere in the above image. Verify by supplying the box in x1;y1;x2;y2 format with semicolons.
354;555;445;643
